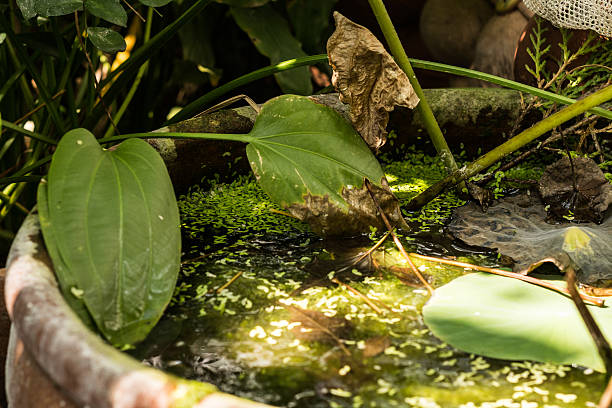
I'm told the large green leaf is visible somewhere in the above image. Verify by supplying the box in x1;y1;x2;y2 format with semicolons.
231;5;312;95
85;0;127;26
87;27;126;53
38;129;180;346
139;0;174;6
423;273;610;371
245;95;405;236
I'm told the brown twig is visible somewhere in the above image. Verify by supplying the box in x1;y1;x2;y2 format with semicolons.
269;208;297;218
215;270;243;294
74;12;120;135
286;305;351;356
340;231;391;272
120;0;145;22
409;252;604;307
331;277;385;314
599;377;612;408
566;268;612;375
364;179;434;295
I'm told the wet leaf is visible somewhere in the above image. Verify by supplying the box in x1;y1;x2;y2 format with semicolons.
449;194;612;285
85;0;127;26
231;5;312;95
87;27;126;53
539;156;612;224
35;0;82;16
38;129;181;346
327;12;419;150
16;0;37;19
246;95;407;236
423;272;612;372
288;306;352;343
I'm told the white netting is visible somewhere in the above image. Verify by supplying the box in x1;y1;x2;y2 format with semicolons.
523;0;612;37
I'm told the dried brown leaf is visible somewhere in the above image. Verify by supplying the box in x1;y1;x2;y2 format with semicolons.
327;12;419;150
363;335;391;358
288;306;352;344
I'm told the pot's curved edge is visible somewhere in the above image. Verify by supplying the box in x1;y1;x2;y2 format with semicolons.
4;212;274;408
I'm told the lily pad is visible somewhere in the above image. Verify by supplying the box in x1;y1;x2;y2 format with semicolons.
423;272;610;371
449;194;612;285
246;95;407;236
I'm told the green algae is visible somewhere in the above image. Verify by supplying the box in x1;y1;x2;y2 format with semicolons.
132;151;605;408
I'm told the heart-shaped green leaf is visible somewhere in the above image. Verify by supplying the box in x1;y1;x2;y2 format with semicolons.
246;95;405;236
87;27;126;53
38;129;180;346
423;273;610;371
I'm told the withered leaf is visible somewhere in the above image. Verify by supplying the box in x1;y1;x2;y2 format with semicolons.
449;194;612;286
327;12;419;150
539;156;612;224
363;335;391;358
288;306;352;344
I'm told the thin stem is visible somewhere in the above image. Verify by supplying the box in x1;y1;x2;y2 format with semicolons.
170;55;612;125
75;12;119;135
98;132;253;145
0;120;57;145
406;84;612;210
366;0;465;193
103;7;154;138
410;253;604;307
364;179;434;295
331;277;384;314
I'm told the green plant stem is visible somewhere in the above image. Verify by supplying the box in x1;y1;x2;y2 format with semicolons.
166;55;328;125
103;7;154;139
98;132;253;145
173;55;612;122
366;0;464;193
0;176;43;187
1;120;57;145
406;84;612;210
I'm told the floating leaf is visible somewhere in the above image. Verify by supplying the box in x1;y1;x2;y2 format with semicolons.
246;95;407;236
85;0;127;27
38;129;180;346
539;156;612;224
423;272;611;371
449;194;612;285
327;12;419;150
231;5;312;95
87;27;126;53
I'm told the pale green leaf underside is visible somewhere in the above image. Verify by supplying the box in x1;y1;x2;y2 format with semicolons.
424;273;610;372
39;129;180;345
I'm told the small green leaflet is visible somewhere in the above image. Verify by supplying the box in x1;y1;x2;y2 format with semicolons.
423;273;610;371
38;129;181;346
87;27;126;53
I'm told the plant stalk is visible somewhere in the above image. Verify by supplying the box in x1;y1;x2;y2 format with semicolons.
366;0;466;193
406;84;612;209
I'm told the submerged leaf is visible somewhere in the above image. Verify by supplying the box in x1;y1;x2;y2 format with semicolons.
539;156;612;224
449;194;612;285
38;129;180;346
288;306;352;343
327;12;419;150
246;95;407;236
423;273;612;371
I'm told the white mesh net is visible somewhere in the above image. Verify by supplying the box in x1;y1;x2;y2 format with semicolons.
523;0;612;37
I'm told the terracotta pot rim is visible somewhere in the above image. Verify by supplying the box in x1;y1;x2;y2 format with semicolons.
4;212;271;408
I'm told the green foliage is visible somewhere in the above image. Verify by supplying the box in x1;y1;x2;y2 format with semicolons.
38;129;181;346
246;95;384;209
230;5;312;94
86;27;127;53
424;273;612;371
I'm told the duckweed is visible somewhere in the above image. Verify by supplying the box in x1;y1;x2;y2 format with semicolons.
131;152;604;408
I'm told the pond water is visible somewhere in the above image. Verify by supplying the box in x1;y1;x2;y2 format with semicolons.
130;153;604;408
